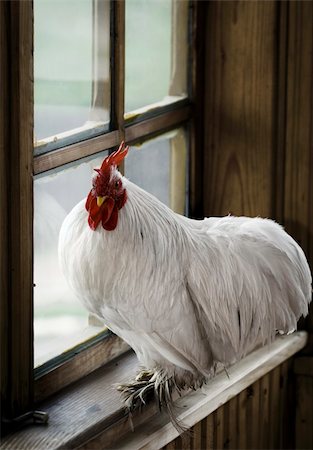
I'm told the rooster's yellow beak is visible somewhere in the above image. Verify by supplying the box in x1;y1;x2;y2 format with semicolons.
97;196;106;207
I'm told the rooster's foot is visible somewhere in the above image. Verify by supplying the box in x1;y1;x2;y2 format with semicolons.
116;368;156;410
135;368;154;382
116;369;187;432
116;368;175;410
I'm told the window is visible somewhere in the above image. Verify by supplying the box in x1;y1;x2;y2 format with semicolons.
34;0;110;152
34;152;109;367
1;0;204;419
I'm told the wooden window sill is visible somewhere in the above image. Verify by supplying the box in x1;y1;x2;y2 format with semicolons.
1;332;307;450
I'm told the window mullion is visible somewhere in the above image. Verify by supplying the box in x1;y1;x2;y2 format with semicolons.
111;0;125;140
189;0;205;219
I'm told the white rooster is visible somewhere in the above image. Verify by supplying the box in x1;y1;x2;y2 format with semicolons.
59;142;311;415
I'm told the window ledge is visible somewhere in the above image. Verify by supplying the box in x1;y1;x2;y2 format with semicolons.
1;332;307;450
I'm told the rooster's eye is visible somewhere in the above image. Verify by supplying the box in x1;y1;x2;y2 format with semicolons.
115;181;119;188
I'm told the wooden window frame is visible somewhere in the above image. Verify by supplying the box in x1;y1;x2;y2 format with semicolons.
0;0;205;423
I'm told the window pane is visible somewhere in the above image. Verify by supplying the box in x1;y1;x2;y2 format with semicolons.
34;0;110;153
34;153;108;367
125;0;189;114
125;128;188;215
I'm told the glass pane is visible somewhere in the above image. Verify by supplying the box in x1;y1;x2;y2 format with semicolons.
34;0;110;153
125;128;188;215
125;0;189;114
34;153;108;367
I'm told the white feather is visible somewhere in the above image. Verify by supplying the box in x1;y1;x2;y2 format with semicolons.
59;174;312;385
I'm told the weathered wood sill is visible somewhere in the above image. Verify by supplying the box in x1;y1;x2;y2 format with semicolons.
1;332;308;450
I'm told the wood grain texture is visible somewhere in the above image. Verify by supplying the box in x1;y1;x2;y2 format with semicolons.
189;0;206;219
35;334;130;403
283;6;313;446
283;1;313;353
222;401;230;450
296;375;313;450
284;1;313;254
205;414;214;450
295;372;313;450
34;130;120;174
273;0;288;224
4;0;34;420
294;356;313;377
294;357;313;450
214;405;224;449
259;373;270;450
203;0;277;218
3;352;141;449
110;333;307;450
34;105;191;175
0;0;9;422
111;0;125;141
269;367;281;449
246;380;260;450
279;360;294;450
124;105;191;145
238;389;247;450
165;364;297;450
227;396;238;450
201;1;312;447
1;333;306;449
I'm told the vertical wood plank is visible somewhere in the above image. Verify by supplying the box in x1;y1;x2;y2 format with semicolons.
6;0;34;419
111;0;125;140
206;414;214;450
287;358;297;450
295;374;313;449
246;381;260;450
272;0;288;223
284;0;313;255
222;402;230;449
203;1;278;218
238;389;247;450
269;367;281;449
215;406;225;450
227;396;238;450
192;420;202;450
189;0;206;219
111;0;125;174
283;0;313;355
279;361;291;449
0;0;9;423
260;373;270;449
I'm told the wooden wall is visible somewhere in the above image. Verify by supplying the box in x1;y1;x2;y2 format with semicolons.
163;362;294;450
168;1;313;449
203;1;277;219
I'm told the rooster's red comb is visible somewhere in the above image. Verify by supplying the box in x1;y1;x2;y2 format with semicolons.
98;141;129;173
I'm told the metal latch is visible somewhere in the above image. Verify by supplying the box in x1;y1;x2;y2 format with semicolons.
2;410;49;431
